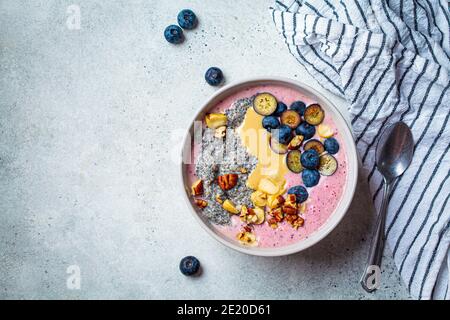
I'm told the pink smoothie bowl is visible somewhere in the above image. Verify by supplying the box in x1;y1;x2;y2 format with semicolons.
180;77;358;256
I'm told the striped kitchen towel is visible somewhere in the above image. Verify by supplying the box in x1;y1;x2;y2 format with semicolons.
270;0;450;299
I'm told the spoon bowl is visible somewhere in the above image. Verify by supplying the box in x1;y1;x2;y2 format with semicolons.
376;122;414;183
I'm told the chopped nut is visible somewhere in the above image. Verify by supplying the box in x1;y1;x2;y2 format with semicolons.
240;206;258;223
283;193;299;216
267;194;285;209
267;218;278;229
270;208;284;222
236;231;257;246
215;194;224;204
299;202;307;214
191;179;204;196
195;199;208;209
285;194;296;204
217;174;238;190
239;167;248;174
285;214;297;223
283;195;297;215
284;201;296;209
240;206;265;225
288;135;304;150
214;125;227;139
282;205;297;215
291;216;305;229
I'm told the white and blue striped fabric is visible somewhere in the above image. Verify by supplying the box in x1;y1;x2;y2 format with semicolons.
270;0;450;299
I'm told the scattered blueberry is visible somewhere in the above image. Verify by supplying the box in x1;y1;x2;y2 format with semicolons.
302;169;320;187
301;149;320;169
324;137;340;154
287;185;309;203
205;67;224;86
177;9;197;30
262;116;280;131
164;25;184;44
179;256;200;276
295;122;316;139
273;102;288;117
290;101;306;115
272;124;292;145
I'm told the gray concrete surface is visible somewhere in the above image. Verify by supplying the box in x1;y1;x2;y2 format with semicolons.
0;1;410;299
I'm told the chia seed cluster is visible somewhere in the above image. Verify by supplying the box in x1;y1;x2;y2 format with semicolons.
195;98;256;225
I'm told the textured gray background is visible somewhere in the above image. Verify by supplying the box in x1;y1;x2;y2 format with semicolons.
0;1;409;299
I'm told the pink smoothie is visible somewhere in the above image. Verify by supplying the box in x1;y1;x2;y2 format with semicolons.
189;84;348;248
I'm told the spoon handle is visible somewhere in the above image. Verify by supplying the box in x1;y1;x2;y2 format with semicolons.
360;180;394;293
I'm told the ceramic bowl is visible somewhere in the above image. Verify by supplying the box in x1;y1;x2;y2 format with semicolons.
180;77;358;256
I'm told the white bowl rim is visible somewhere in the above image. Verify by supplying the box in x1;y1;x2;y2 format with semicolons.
179;76;358;257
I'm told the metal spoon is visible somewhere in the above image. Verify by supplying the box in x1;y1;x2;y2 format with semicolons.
360;122;414;293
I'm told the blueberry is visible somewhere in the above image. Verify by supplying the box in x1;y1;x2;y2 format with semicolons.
287;185;309;203
295;122;316;139
290;101;306;115
179;256;200;276
205;67;224;86
262;116;280;131
302;169;320;187
273;102;287;117
324;137;340;154
164;25;184;44
177;9;197;30
272;124;292;145
301;149;320;169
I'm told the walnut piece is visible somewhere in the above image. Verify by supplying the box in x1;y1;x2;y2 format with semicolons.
217;174;238;191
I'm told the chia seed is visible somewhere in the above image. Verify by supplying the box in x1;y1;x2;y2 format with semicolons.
195;97;257;225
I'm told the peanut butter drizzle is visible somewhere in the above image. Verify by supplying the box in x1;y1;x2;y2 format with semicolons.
237;107;288;191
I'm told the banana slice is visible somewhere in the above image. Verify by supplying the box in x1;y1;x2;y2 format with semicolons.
317;124;334;138
276;186;287;197
205;113;227;129
254;207;265;224
253;93;277;116
251;190;267;207
318;154;338;176
258;178;279;195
